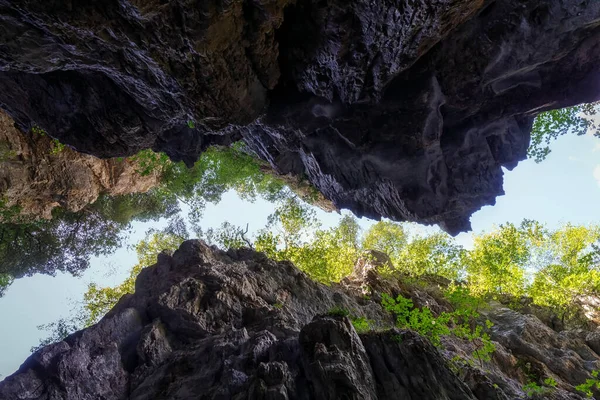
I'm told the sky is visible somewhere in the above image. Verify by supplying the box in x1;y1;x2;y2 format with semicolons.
1;130;600;378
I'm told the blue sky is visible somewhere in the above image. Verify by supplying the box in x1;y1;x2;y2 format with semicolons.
1;131;599;378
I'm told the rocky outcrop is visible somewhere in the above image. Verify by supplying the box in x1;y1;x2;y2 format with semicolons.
2;241;600;399
0;110;159;219
0;1;598;233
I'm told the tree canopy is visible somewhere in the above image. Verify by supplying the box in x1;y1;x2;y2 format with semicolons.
0;143;297;295
36;202;600;349
0;191;178;282
131;143;295;234
528;102;599;162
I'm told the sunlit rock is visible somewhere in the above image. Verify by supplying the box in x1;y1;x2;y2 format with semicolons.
0;111;160;220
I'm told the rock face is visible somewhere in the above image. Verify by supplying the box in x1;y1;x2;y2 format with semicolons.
0;1;598;233
0;110;159;219
2;241;600;399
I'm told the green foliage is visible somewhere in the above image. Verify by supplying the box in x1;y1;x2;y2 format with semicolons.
528;102;599;162
91;191;179;225
32;315;86;352
35;227;188;347
544;377;557;388
396;232;465;280
31;125;46;136
0;273;13;297
205;222;252;249
49;139;66;154
327;306;350;317
464;222;533;298
523;381;548;398
382;293;451;347
1;142;292;290
528;224;600;319
522;377;557;398
159;144;289;231
361;222;464;280
0;208;122;279
463;323;495;367
187;120;196;129
324;308;373;333
362;221;407;259
451;220;600;323
0;191;178;295
0;198;24;223
130;149;170;176
449;355;474;375
392;334;403;343
382;289;496;364
162;143;287;205
444;284;483;315
576;370;600;398
450;307;495;362
255;202;360;283
0;141;17;161
30;125;66;154
206;192;600;326
350;316;373;333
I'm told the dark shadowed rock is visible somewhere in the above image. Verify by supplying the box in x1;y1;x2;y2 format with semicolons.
299;315;378;400
361;329;476;400
0;1;599;233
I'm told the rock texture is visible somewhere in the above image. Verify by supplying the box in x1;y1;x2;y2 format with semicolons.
0;1;598;233
0;110;159;219
2;241;600;399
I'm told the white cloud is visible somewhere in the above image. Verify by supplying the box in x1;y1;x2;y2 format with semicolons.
593;143;600;153
594;165;600;187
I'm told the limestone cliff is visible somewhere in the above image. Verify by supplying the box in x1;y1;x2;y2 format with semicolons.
0;110;159;220
2;241;600;399
1;0;599;233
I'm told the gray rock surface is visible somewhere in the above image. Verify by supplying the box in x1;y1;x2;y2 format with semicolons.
0;1;599;233
2;241;600;399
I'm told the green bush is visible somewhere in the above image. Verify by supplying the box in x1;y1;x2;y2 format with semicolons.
350;316;373;333
382;293;451;347
327;306;350;318
576;370;600;398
